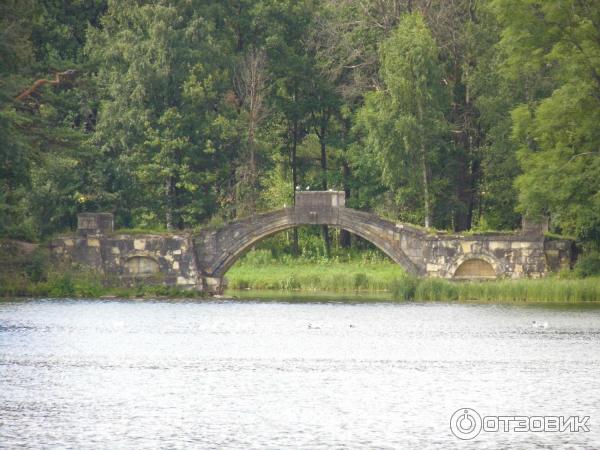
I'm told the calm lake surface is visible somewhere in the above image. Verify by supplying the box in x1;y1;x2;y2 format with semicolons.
1;297;599;449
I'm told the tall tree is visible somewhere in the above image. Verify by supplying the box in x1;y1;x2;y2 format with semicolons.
356;13;448;228
0;0;36;238
87;0;236;230
262;0;317;255
233;48;269;216
1;0;105;239
493;0;600;246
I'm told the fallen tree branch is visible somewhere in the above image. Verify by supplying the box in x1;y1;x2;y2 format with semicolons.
15;69;78;102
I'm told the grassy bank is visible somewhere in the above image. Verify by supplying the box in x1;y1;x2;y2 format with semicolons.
392;276;600;303
226;258;600;303
0;270;205;299
227;260;404;291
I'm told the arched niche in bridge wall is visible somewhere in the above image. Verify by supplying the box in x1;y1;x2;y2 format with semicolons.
453;258;496;279
125;256;159;275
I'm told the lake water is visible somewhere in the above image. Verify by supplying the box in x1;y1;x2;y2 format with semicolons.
1;297;599;449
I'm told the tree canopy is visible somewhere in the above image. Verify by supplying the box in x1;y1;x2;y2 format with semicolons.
1;0;598;252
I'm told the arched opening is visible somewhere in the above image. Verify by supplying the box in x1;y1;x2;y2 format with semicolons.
224;226;404;291
125;256;159;275
453;258;496;279
211;221;418;278
195;207;426;294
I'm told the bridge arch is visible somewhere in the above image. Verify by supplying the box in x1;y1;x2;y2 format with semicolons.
195;207;426;278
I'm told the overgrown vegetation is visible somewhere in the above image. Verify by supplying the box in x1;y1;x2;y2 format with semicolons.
393;277;600;303
227;250;404;291
574;252;600;278
0;273;205;299
226;249;600;303
0;256;204;299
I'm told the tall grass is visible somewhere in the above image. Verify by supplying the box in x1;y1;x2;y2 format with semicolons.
369;275;600;303
227;252;600;303
227;259;405;292
0;268;203;299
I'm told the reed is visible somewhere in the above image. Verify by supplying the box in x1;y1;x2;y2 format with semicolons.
227;256;600;303
227;260;404;292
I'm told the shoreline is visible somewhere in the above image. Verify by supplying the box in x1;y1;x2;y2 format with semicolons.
226;261;600;303
3;291;600;309
2;260;599;303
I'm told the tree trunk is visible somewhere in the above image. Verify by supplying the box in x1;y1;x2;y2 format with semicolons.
248;119;257;214
417;101;431;228
233;48;267;216
318;126;331;258
340;147;352;249
291;119;299;257
421;149;431;229
165;176;174;231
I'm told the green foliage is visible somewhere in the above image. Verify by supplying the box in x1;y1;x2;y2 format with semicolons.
0;265;205;299
0;0;108;240
24;249;49;283
47;273;75;297
227;256;406;292
491;0;600;245
356;13;449;227
414;278;459;301
227;257;600;303
575;253;600;278
389;274;419;301
86;0;238;229
1;0;600;256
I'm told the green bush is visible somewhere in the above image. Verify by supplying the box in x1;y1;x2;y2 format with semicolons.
390;274;419;301
575;252;600;278
24;249;49;282
48;273;75;297
2;222;38;242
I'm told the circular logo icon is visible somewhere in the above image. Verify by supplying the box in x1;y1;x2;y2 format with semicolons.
450;408;482;440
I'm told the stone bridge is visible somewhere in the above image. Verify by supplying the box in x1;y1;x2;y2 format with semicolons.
51;192;574;292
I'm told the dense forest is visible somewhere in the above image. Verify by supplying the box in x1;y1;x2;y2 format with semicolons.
1;0;599;255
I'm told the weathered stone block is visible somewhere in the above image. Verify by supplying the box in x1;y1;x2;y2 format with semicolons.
133;239;146;251
295;191;345;208
522;216;549;236
489;241;510;251
461;242;473;253
77;213;113;235
87;238;101;248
